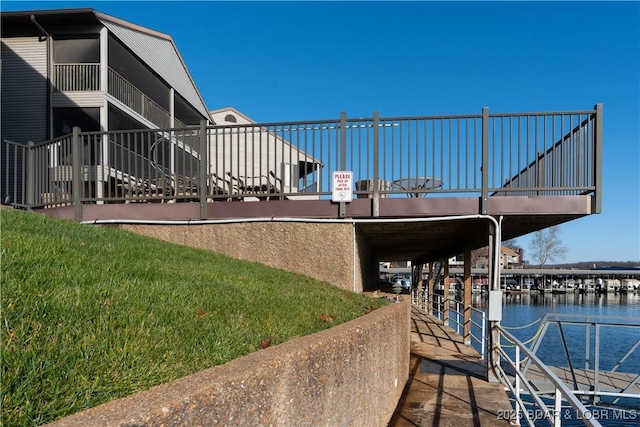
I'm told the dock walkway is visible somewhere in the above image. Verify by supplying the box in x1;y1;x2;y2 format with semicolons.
389;305;513;427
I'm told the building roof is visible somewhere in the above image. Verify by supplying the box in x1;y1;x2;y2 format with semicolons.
1;8;210;121
501;246;520;257
209;107;323;168
209;107;258;125
476;246;521;258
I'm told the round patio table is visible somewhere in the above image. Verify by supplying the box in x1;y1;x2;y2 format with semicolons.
391;177;443;198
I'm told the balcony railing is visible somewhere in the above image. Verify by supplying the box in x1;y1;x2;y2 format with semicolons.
108;68;184;129
1;106;602;221
53;63;100;92
52;63;186;129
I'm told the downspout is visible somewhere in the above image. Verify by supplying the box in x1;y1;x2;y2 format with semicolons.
488;215;504;382
31;15;52;140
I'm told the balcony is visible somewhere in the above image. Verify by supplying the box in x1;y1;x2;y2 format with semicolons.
52;63;185;129
53;63;100;91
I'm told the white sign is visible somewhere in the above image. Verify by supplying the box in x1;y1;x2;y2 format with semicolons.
332;171;353;202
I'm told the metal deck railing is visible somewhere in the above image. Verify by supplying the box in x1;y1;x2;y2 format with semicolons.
495;324;603;427
522;314;640;407
409;285;639;426
493;313;639;426
1;106;602;220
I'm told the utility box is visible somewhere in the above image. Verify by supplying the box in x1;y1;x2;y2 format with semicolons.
488;290;503;321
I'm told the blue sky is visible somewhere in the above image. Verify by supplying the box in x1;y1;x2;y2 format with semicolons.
3;1;639;264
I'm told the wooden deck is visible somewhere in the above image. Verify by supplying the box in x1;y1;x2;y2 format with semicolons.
389;305;513;427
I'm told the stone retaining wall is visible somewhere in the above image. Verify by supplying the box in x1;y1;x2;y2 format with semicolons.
116;221;365;292
47;300;410;427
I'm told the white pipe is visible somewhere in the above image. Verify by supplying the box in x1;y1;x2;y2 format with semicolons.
493;215;504;292
83;214;502;295
83;213;500;227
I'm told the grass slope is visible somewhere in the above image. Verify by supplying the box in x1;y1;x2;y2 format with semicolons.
0;208;386;426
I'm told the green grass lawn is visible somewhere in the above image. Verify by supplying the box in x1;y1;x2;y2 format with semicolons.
1;208;386;426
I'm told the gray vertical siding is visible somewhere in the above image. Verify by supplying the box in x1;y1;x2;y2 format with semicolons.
1;37;48;143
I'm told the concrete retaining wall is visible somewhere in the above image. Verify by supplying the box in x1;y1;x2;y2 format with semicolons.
116;221;366;292
47;300;410;427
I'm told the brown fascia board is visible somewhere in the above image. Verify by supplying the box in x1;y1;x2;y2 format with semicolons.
1;8;96;18
1;8;99;36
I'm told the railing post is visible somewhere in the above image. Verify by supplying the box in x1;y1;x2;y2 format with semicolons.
463;248;472;344
338;112;347;218
71;126;83;222
481;107;489;214
443;259;450;326
584;323;591;370
25;141;35;206
514;346;521;426
554;389;562;427
199;120;208;220
593;103;603;214
427;262;435;315
339;112;347;171
481;311;486;360
593;323;601;405
372;111;380;217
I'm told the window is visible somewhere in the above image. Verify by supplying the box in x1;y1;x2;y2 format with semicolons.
53;107;100;137
53;36;99;63
224;114;237;123
52;107;100;165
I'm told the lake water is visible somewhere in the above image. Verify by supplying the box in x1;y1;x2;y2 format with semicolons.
466;292;640;426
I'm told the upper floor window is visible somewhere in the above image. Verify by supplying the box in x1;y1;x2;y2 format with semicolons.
53;35;99;63
224;114;237;123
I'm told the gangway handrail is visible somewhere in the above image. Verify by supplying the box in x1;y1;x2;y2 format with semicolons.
494;324;601;427
468;303;487;361
523;313;640;407
418;292;487;360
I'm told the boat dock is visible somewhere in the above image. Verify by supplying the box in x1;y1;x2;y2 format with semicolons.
389;305;512;427
524;366;640;400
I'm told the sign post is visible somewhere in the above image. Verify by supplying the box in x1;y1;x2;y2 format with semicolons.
332;171;353;218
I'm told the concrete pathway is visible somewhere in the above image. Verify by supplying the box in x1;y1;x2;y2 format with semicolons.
388;305;513;427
